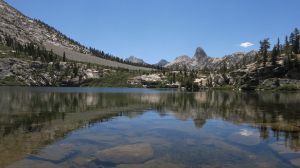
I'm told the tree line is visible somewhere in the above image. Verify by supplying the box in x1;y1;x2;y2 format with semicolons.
35;19;161;69
258;28;299;70
0;30;61;63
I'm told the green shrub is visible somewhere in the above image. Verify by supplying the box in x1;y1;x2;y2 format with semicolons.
0;76;25;86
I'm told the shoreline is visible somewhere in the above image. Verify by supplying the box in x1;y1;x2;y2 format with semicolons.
0;85;299;92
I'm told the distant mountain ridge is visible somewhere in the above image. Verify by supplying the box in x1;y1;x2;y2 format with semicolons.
125;56;145;64
165;47;257;70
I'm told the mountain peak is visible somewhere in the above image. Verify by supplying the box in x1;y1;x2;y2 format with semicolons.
155;59;169;67
125;56;145;64
193;47;208;60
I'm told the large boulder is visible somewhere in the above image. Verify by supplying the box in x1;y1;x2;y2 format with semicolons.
84;69;100;79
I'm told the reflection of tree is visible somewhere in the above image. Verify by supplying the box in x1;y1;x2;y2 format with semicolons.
258;126;269;140
147;91;300;151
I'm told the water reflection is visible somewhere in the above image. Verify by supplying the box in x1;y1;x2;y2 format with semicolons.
0;87;300;167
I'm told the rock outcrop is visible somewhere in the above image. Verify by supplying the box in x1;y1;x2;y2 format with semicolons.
0;58;109;86
128;74;167;87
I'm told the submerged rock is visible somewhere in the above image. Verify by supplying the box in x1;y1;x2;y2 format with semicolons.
290;159;300;167
270;142;300;167
29;144;78;163
269;142;300;154
117;159;185;168
95;143;154;164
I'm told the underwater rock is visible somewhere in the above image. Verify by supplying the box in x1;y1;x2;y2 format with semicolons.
117;159;185;168
290;158;300;167
270;142;300;154
95;143;154;164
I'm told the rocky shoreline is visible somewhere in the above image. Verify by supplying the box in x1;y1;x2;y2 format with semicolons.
0;57;114;86
1;57;299;91
127;73;300;91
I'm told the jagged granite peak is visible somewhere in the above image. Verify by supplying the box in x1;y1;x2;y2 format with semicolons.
125;56;145;64
155;59;169;67
193;47;208;60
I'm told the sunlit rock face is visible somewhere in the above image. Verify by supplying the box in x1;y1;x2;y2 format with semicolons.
128;73;167;86
165;55;194;69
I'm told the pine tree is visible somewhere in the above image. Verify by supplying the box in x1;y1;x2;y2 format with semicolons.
259;38;270;68
255;52;260;65
296;54;299;69
292;28;300;54
221;62;227;72
172;73;176;83
284;36;292;69
290;32;295;46
271;45;278;66
276;38;281;54
63;51;66;62
48;49;54;62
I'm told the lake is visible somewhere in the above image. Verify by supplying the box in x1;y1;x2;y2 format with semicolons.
0;87;300;168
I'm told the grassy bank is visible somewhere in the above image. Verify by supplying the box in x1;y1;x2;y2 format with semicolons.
0;76;25;86
81;71;143;87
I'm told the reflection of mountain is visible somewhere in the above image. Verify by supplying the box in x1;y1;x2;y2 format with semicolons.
130;91;300;150
137;91;300;128
0;88;300;167
148;91;300;150
0;88;150;167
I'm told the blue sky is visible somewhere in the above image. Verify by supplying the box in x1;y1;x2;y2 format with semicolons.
5;0;300;64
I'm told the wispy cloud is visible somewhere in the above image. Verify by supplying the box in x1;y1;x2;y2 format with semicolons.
240;42;254;48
